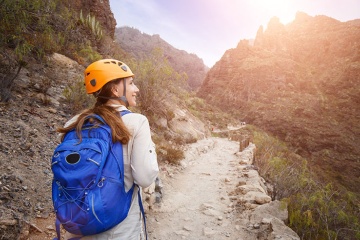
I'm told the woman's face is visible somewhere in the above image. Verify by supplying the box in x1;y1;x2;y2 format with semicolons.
115;77;139;107
125;77;139;106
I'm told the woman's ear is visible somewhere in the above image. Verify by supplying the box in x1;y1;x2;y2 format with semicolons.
111;86;119;96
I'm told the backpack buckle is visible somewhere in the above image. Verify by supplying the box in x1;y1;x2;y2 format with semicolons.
97;177;106;188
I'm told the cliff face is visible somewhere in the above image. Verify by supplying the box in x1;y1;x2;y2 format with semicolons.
198;12;360;193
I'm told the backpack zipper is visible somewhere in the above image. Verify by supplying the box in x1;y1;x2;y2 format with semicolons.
91;194;103;224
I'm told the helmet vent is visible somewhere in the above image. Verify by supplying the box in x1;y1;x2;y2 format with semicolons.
121;65;128;72
90;79;96;86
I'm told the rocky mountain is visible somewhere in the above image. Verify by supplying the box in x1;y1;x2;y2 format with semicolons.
115;26;209;89
198;12;360;194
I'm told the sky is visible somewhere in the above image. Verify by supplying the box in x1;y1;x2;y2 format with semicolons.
109;0;360;67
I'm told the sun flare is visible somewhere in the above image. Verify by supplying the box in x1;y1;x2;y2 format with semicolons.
250;0;296;24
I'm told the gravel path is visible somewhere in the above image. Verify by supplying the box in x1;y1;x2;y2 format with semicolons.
147;137;247;240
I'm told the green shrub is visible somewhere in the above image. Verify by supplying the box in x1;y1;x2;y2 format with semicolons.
62;77;95;114
78;45;103;65
287;184;360;240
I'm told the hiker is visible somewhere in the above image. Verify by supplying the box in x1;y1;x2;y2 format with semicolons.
57;59;159;240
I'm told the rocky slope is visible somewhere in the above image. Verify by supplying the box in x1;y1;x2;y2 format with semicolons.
198;12;360;193
0;54;83;239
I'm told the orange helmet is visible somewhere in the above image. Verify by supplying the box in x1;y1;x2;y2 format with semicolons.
84;59;134;94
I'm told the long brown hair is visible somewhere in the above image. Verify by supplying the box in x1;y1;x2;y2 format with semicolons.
57;78;131;144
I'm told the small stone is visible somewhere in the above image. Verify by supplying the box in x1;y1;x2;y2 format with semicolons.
48;108;57;114
46;225;55;230
0;219;17;225
261;218;272;224
253;223;260;229
183;225;193;231
203;227;217;236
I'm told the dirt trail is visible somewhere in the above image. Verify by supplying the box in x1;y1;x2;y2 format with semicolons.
147;137;246;240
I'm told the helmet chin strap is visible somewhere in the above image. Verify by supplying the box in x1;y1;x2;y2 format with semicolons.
97;78;129;107
97;96;129;107
119;96;129;107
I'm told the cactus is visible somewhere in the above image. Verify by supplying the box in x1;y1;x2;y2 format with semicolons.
79;11;103;40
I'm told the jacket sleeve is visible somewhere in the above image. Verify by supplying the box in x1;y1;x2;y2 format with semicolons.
130;115;159;188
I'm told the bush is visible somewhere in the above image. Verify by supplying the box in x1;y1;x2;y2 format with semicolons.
287;184;360;240
0;52;27;102
62;77;95;114
152;131;186;165
158;145;184;165
78;45;103;66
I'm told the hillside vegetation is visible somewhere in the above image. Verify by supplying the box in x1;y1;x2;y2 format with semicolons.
115;26;208;90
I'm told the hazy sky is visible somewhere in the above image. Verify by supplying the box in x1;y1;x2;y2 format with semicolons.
109;0;360;67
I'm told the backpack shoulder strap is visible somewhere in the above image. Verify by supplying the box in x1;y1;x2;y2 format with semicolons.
120;110;131;117
86;110;130;125
137;186;148;240
84;114;106;125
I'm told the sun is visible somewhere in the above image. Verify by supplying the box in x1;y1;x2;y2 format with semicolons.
250;0;296;24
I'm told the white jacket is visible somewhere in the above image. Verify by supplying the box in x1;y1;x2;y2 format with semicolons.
64;106;159;240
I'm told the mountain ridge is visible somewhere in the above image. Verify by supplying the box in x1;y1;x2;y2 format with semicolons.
115;26;208;89
198;12;360;193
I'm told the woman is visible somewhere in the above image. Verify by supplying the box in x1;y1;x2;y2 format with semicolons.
58;59;159;239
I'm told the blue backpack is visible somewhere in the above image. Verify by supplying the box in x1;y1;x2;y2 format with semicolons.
51;111;144;239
